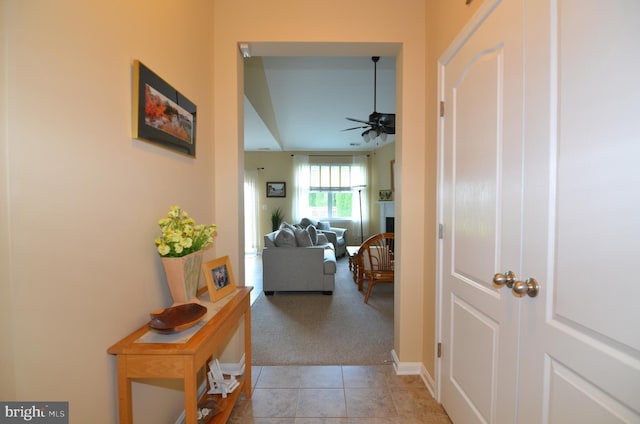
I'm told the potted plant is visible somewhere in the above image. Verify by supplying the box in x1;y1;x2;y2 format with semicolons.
155;206;217;304
271;207;285;231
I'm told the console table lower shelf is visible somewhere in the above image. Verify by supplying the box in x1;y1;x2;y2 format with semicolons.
197;376;246;424
107;287;253;424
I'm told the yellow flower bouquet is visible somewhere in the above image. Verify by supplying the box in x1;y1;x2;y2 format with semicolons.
155;206;216;257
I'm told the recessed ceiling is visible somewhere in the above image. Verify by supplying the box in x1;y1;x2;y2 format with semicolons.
244;55;396;152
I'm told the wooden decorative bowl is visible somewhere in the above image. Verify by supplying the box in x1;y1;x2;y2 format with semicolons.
148;303;207;333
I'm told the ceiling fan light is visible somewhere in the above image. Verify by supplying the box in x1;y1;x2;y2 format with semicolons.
343;56;396;145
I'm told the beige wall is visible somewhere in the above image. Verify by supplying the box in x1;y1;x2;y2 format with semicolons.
245;152;295;242
214;0;429;377
370;142;396;235
1;0;216;422
0;0;15;400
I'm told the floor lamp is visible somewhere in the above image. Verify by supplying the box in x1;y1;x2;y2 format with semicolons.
355;185;367;244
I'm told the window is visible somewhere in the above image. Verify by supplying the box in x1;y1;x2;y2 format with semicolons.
308;191;354;220
304;164;353;220
293;156;368;233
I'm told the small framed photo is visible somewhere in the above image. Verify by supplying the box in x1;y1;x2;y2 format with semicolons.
132;60;197;156
266;182;286;198
202;256;236;302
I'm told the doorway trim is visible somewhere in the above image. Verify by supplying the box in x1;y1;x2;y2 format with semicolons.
239;40;413;367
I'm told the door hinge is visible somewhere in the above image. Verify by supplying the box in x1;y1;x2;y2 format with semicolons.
437;342;442;358
438;223;444;239
440;101;445;117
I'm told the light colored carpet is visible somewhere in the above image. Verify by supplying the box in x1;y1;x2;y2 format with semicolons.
251;257;394;365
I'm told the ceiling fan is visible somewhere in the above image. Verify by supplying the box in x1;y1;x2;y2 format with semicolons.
343;56;395;142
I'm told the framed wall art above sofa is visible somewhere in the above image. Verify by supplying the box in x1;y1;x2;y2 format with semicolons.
266;182;286;198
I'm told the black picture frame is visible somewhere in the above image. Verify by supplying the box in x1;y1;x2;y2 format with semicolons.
132;60;197;156
266;182;286;198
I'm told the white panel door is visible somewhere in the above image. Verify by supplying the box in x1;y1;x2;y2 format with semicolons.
518;1;640;422
439;1;524;423
440;1;640;423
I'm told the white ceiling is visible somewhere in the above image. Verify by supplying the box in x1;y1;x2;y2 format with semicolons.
244;55;396;152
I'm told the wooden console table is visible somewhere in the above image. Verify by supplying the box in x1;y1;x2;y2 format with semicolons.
107;287;253;424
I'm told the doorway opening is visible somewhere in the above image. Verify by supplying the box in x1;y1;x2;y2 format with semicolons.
241;42;401;366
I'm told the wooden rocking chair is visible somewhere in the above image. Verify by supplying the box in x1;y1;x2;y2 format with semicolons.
357;232;395;303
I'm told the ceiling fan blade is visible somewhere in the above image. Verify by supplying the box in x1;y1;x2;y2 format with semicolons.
342;58;395;141
342;125;370;131
346;117;374;125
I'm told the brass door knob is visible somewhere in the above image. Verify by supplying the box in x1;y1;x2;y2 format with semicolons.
493;271;516;288
512;278;540;298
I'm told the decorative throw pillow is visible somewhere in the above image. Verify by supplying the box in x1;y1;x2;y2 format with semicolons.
264;234;277;248
300;217;318;228
279;222;297;232
317;221;331;231
306;225;318;245
317;233;331;247
274;228;296;247
294;227;313;247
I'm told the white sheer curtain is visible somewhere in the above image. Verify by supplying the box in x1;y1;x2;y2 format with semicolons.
352;155;369;243
243;170;259;253
292;155;310;223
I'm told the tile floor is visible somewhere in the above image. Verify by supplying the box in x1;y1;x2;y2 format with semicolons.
228;364;452;423
239;255;451;423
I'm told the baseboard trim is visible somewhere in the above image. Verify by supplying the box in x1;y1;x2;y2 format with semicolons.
391;349;436;398
420;363;436;398
391;349;421;375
